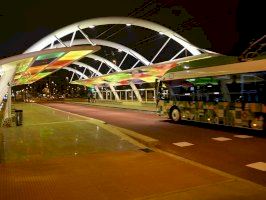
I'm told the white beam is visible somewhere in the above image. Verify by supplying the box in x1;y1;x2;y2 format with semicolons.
131;60;140;69
109;85;120;101
94;85;103;100
86;54;121;71
77;27;95;45
129;82;142;102
54;35;68;47
150;37;171;64
25;16;202;55
119;53;128;68
70;31;76;47
170;48;185;60
73;61;102;76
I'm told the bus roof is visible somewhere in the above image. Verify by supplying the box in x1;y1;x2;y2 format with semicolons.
161;59;266;81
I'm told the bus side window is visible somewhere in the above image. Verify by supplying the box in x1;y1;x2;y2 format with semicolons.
227;75;241;102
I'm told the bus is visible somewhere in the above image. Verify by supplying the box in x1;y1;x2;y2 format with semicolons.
155;58;266;131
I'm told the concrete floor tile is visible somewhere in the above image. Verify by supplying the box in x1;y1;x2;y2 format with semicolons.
246;162;266;171
212;137;232;142
173;142;194;147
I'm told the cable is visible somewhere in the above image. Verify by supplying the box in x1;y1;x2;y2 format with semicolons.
95;0;156;39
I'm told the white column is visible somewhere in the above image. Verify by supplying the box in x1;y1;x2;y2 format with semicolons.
129;82;142;102
109;85;120;101
7;85;12;119
0;64;17;106
125;91;127;101
145;90;147;102
94;86;103;100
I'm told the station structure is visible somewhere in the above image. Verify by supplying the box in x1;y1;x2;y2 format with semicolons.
26;17;214;101
1;16;215;124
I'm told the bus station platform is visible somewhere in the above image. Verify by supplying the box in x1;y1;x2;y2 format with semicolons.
0;103;266;200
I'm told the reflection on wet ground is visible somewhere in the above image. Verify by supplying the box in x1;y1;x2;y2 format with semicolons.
0;103;138;163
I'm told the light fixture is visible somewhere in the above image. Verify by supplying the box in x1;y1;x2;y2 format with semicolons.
159;32;164;35
126;23;131;27
183;65;190;69
89;25;95;28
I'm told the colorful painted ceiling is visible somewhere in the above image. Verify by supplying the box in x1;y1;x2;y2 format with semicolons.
71;62;177;87
12;48;97;85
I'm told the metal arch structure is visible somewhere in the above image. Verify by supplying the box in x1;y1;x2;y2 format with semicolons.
63;67;89;79
22;16;206;102
49;39;149;77
49;39;150;66
73;62;103;76
25;16;201;55
86;54;121;72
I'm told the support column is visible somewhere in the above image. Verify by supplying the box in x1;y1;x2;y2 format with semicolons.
7;85;12;119
145;90;147;102
109;85;120;101
94;86;103;100
0;64;16;106
129;82;142;102
3;84;13;127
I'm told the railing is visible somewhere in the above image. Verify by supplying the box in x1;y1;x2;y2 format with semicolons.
97;88;156;102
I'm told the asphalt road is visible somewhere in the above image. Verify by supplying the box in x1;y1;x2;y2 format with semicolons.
43;102;266;186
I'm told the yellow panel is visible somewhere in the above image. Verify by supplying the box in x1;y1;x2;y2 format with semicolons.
58;50;92;61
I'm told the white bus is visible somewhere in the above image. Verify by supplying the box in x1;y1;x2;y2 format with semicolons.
156;58;266;131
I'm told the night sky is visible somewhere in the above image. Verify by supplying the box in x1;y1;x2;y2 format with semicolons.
0;0;264;58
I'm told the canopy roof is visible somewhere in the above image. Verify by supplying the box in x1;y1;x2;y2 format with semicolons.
71;53;217;87
0;45;100;86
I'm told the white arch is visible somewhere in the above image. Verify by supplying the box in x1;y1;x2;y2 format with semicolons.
73;61;103;76
86;54;121;72
25;16;201;55
63;67;88;79
46;39;150;65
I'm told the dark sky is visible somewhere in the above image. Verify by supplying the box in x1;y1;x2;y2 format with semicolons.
0;0;264;57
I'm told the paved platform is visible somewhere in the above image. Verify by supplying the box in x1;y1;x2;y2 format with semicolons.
0;103;266;200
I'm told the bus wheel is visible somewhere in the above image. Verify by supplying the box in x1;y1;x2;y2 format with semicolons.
171;108;181;122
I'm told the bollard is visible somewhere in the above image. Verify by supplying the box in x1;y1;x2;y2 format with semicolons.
15;110;23;126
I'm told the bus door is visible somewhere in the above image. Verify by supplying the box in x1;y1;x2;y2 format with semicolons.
155;79;169;105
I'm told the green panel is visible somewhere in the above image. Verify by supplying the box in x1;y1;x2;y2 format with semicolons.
104;73;131;82
35;52;65;61
186;77;218;85
34;72;51;79
167;55;239;73
16;63;30;73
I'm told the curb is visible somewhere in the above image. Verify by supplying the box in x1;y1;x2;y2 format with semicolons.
65;101;157;113
112;126;159;147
